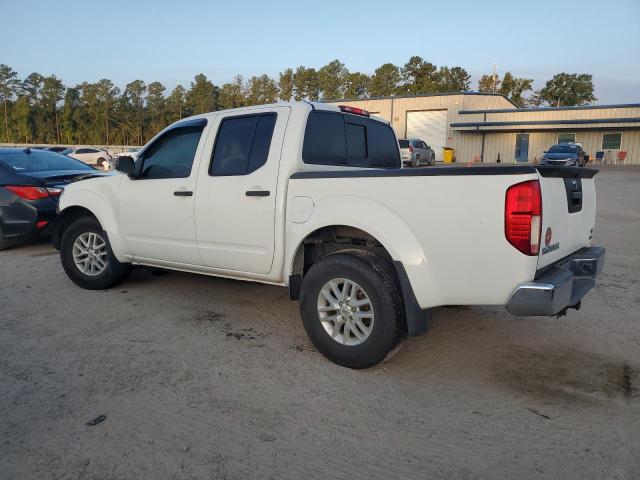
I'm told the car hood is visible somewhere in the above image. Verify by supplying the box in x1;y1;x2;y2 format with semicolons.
25;170;114;187
544;152;578;160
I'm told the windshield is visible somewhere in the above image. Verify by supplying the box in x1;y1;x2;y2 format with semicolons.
398;140;410;148
60;148;74;155
0;151;93;172
548;145;578;153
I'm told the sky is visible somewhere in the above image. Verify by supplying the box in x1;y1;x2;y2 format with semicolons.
1;0;639;104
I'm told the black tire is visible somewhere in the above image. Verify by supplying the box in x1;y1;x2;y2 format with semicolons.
60;216;131;290
299;250;406;369
430;153;436;165
413;155;421;167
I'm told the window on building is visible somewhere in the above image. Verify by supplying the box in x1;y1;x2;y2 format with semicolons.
602;132;622;150
210;113;277;176
557;133;576;144
303;111;400;168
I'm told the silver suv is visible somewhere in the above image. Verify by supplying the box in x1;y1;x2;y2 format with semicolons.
399;139;435;167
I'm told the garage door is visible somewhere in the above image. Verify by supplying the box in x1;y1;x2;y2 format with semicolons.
406;110;448;162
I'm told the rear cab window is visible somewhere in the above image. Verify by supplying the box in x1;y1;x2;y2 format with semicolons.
303;111;400;168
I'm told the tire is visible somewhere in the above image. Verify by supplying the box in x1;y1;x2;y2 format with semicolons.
60;216;131;290
430;153;435;165
299;250;406;369
412;155;420;167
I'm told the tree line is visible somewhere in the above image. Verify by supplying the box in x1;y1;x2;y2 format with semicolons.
0;58;596;145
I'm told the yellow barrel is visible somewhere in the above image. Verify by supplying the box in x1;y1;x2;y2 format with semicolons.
442;147;455;163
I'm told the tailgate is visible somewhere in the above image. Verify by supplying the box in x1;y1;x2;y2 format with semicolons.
537;167;598;268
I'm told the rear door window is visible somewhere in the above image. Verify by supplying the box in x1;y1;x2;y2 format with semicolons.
210;113;277;176
303;111;400;168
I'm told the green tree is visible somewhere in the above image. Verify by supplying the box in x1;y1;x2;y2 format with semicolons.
21;72;44;105
293;67;320;101
278;68;294;101
436;66;471;92
146;81;166;137
96;79;119;144
246;74;278;106
12;96;32;143
368;63;401;97
400;56;438;93
122;80;146;145
185;73;218;115
343;72;370;98
499;72;533;107
0;64;21;141
41;75;65;143
478;73;501;93
166;85;186;121
538;73;596;107
318;59;348;100
61;87;80;143
218;75;246;110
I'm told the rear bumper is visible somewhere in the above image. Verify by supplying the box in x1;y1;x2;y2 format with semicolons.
506;246;605;316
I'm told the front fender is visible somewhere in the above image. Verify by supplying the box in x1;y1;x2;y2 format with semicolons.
58;176;128;262
285;195;442;307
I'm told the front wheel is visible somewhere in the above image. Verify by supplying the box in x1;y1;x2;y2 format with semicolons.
60;216;131;290
299;251;406;369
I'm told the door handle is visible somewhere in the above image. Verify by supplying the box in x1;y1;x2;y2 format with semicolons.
245;190;270;197
174;190;193;197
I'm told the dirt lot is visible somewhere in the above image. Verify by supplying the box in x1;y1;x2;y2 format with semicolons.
1;168;639;480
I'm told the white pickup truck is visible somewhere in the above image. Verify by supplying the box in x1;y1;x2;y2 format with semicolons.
53;102;605;368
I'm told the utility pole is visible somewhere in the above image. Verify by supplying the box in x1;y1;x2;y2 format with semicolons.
492;63;498;94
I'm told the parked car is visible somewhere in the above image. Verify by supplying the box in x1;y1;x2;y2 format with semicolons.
399;138;435;167
541;143;589;167
53;102;604;369
0;147;98;250
114;147;141;162
44;146;69;153
61;147;113;170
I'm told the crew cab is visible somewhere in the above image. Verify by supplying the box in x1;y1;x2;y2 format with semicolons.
52;102;605;368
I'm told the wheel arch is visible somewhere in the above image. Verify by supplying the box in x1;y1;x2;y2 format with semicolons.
286;219;431;336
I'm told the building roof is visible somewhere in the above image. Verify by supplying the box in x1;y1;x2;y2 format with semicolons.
459;103;640;115
327;91;518;106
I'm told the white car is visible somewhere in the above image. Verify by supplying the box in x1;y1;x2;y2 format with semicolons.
62;147;113;170
53;102;605;369
114;147;141;160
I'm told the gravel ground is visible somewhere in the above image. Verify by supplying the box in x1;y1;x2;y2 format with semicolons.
1;168;639;480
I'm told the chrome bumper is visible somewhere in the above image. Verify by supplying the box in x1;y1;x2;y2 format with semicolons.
506;246;605;316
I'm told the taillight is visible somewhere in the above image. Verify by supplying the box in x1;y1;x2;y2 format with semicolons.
5;186;62;200
505;180;542;255
409;145;414;153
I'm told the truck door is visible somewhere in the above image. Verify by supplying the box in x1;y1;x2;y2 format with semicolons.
194;106;290;274
117;119;207;265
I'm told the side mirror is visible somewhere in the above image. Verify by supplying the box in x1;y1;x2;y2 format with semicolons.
116;156;137;177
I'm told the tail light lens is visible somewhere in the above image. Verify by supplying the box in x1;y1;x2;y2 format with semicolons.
505;180;542;255
409;145;414;153
5;186;63;200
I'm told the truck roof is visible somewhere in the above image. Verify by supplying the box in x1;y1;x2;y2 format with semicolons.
182;101;391;125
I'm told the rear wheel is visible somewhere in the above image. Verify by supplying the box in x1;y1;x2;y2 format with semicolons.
60;216;131;289
430;153;435;165
299;251;406;369
412;155;420;167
